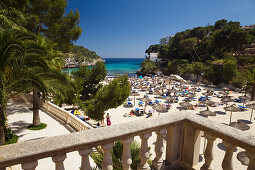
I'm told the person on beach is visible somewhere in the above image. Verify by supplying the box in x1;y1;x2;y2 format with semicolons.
106;113;111;126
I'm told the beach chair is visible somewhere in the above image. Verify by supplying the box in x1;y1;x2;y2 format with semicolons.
138;101;143;107
148;101;154;105
238;105;247;111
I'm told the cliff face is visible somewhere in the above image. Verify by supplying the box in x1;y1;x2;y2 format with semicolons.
64;45;104;67
81;58;105;66
245;42;255;56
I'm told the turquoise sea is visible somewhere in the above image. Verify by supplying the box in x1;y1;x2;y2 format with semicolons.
62;58;144;77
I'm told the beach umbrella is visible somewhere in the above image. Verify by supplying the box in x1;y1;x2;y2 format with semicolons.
169;89;179;94
153;90;162;98
229;121;250;131
245;103;255;121
186;93;195;98
202;92;213;97
199;107;216;117
179;101;193;109
189;88;197;93
140;97;152;113
179;85;187;90
203;100;215;107
237;151;249;166
203;88;214;92
153;104;168;115
219;91;229;96
165;96;175;105
221;97;233;107
238;96;250;107
222;87;230;91
140;86;149;91
130;92;140;106
224;104;239;124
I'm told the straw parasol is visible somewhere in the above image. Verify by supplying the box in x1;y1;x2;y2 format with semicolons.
189;88;197;93
199;107;216;117
221;97;233;107
245;103;255;121
203;88;214;92
203;100;215;107
153;90;162;98
224;104;239;123
186;93;195;98
165;96;175;105
130;92;140;106
222;87;230;91
238;96;250;107
179;101;193;109
140;97;152;113
229;122;250;131
153;104;168;115
219;91;229;97
202;92;213;96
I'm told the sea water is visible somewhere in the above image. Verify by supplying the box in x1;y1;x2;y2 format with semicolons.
62;58;144;77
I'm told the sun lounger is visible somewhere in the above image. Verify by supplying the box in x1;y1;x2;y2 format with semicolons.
238;105;247;111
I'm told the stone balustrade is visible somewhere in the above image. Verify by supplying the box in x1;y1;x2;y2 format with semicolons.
0;111;255;170
42;102;92;131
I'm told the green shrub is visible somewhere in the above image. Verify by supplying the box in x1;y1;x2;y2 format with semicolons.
27;123;47;130
91;141;151;170
5;128;18;145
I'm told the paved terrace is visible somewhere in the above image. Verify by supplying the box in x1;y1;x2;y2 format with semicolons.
5;102;95;170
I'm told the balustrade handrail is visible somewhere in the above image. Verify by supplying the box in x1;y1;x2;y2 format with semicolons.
42;101;92;131
0;111;255;168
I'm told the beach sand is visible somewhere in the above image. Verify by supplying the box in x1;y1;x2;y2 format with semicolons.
6;77;255;170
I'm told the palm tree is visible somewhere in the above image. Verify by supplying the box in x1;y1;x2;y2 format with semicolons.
31;36;68;126
0;2;25;31
0;30;48;145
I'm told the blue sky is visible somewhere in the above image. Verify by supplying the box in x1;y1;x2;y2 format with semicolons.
67;0;255;58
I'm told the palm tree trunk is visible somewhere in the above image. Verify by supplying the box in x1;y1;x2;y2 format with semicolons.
251;86;255;101
33;89;41;126
0;104;6;145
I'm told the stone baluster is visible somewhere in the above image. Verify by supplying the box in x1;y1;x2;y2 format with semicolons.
201;134;216;170
152;129;167;170
121;137;134;170
221;142;236;170
79;148;92;170
138;133;152;170
52;154;67;170
21;161;38;170
181;125;201;169
247;151;255;170
102;143;114;170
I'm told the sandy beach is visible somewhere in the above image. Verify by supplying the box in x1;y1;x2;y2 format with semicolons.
7;75;255;169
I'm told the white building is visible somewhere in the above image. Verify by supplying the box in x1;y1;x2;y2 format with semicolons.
160;36;171;45
149;53;160;62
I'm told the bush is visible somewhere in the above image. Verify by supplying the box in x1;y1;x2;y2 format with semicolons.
5;128;18;145
91;141;151;170
27;123;47;130
230;72;246;88
223;58;238;83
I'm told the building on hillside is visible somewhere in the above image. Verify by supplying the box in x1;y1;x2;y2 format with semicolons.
241;24;255;30
160;36;172;45
149;53;160;62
